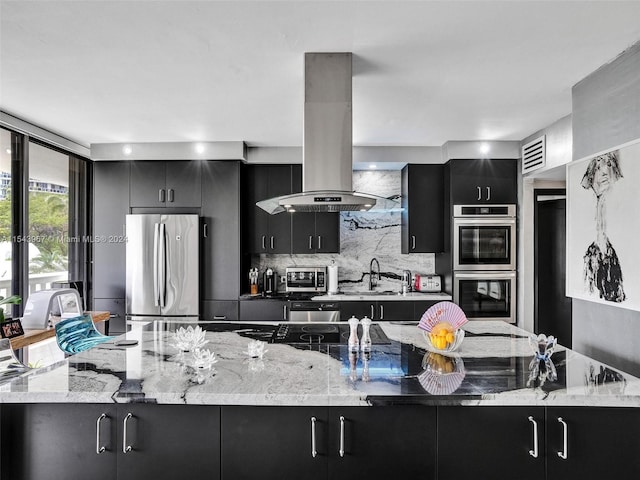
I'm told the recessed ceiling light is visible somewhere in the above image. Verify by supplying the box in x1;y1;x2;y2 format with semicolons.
5;148;11;155
479;143;490;155
288;208;296;213
195;143;205;154
123;145;132;156
369;164;377;169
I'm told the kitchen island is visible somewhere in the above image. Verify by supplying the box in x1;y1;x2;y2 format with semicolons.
1;320;639;480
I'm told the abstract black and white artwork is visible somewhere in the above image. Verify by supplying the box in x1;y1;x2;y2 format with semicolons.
567;139;640;311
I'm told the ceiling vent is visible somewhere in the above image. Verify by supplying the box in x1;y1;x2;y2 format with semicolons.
522;135;546;174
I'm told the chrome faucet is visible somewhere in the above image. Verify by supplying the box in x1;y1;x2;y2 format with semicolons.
369;258;381;290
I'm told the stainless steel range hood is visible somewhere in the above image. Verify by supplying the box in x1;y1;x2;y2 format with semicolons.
257;53;399;214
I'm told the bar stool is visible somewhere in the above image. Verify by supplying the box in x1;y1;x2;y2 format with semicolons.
0;338;32;384
54;314;115;355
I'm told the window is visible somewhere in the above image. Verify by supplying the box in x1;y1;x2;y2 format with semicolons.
0;128;13;318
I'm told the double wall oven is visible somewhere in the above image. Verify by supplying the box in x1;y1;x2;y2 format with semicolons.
452;205;516;323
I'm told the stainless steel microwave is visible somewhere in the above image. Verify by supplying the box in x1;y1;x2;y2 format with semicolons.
285;267;327;293
453;204;516;271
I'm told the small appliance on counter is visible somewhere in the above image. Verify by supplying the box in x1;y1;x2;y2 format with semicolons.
414;274;442;293
20;288;83;329
263;268;277;295
285;266;327;293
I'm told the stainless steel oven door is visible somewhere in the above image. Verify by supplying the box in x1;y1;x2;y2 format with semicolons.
454;271;516;323
453;217;516;271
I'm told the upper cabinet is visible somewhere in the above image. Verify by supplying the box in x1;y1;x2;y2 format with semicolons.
401;164;444;253
130;161;201;208
290;165;340;254
448;159;518;204
243;164;293;254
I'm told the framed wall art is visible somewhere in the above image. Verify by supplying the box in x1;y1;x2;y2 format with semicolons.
566;138;640;311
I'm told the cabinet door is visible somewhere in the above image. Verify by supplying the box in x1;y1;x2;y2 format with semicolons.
266;165;293;253
221;406;328;480
438;406;545;480
413;300;438;319
93;161;129;299
130;161;166;207
547;407;640;479
239;299;288;321
291;212;317;253
117;404;220;480
377;301;414;321
315;212;340;253
401;164;444;253
244;164;270;253
165;160;201;207
339;301;375;321
449;159;517;204
1;404;117;480
328;406;436;479
201;161;240;300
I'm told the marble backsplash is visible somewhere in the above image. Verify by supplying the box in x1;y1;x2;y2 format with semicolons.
253;170;435;293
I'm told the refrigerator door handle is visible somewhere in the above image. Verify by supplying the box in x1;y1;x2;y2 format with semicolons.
159;223;167;308
153;223;160;307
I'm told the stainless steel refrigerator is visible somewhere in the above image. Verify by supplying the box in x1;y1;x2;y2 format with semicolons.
126;214;199;317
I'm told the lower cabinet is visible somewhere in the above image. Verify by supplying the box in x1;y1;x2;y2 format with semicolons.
546;407;640;479
438;406;545;480
1;404;221;480
239;299;289;321
94;298;126;335
220;406;436;480
340;300;431;321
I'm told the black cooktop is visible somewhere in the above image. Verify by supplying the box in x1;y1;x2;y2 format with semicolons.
272;323;391;345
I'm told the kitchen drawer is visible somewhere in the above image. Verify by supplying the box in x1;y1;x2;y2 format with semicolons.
239;299;288;321
201;301;238;321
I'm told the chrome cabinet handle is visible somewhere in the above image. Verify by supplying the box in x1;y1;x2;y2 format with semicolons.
309;236;313;250
283;305;287;320
122;412;133;454
557;417;568;459
311;417;317;458
411;235;416;250
477;186;481;201
203;223;209;238
317;235;322;250
486;186;491;201
339;416;345;458
159;188;166;203
270;236;275;250
528;416;538;458
109;314;119;318
379;304;384;320
96;413;107;454
213;315;226;320
168;188;174;202
261;235;266;250
370;304;375;319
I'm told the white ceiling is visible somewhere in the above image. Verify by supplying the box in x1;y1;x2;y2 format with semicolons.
2;0;640;149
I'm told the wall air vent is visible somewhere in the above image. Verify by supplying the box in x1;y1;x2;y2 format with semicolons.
521;135;546;174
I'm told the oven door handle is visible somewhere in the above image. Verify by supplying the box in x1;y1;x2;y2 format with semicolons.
454;271;516;280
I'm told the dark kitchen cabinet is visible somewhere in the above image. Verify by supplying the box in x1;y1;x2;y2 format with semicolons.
401;164;444;253
291;165;340;253
130;160;201;208
546;407;640;479
327;406;436;479
116;404;220;480
201;161;241;304
438;406;545;480
202;300;239;321
448;159;517;205
221;406;328;480
220;406;436;480
291;211;340;253
93;161;129;301
239;299;289;321
1;404;117;480
413;300;438;319
339;300;415;321
1;404;221;480
244;164;293;254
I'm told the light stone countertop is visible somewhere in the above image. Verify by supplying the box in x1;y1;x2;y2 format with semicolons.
1;319;638;407
311;292;452;301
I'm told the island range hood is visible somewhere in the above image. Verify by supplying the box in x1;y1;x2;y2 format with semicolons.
257;52;399;214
